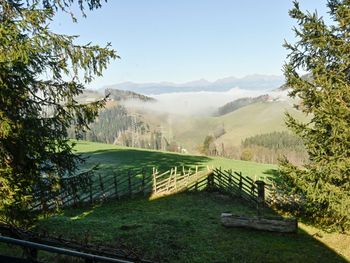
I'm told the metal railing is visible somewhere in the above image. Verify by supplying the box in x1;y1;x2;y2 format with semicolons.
0;235;137;263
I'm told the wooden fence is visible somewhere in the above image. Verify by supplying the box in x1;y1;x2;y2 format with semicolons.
31;168;153;211
31;166;271;212
151;166;270;207
151;166;212;198
210;168;259;204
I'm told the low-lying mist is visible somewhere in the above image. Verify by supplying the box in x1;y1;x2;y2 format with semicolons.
122;88;289;116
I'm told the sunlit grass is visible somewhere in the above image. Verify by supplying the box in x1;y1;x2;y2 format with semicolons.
73;140;277;179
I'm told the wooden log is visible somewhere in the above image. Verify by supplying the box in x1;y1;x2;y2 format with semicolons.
221;213;297;233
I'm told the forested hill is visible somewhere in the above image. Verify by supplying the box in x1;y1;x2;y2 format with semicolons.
70;89;160;150
75;88;155;103
105;88;156;102
216;94;271;116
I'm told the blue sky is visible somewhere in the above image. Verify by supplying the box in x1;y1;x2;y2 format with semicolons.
51;0;328;88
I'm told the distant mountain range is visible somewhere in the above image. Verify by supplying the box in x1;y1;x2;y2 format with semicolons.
102;74;285;95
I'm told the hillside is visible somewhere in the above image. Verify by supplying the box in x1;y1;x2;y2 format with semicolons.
216;94;271;116
69;88;161;147
106;88;155;102
75;88;155;104
74;141;276;178
168;100;308;152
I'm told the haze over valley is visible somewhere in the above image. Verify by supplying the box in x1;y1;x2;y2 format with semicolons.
74;74;307;165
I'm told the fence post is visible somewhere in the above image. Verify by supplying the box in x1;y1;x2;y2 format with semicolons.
99;174;105;200
207;172;214;191
174;167;177;190
207;173;211;190
255;180;266;217
128;171;132;197
166;169;172;192
72;183;78;207
228;172;232;189
89;177;93;204
186;170;190;186
152;167;157;193
239;174;243;197
251;182;255;196
114;173;119;200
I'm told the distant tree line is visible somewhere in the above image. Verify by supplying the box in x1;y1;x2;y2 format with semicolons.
199;131;308;165
242;131;305;152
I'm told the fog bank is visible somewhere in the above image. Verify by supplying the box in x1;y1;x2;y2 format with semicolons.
122;88;289;116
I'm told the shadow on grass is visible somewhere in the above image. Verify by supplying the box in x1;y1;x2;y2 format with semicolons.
80;148;211;172
35;192;348;263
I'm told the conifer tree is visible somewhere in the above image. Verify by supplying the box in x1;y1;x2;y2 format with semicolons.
0;0;117;226
279;1;350;230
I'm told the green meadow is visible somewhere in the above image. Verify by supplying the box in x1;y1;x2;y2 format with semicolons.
74;140;276;180
1;141;348;262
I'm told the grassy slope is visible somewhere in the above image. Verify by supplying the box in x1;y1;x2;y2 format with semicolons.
75;141;276;179
217;101;306;145
169;101;308;151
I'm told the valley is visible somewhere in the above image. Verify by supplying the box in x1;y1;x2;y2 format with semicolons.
74;81;309;165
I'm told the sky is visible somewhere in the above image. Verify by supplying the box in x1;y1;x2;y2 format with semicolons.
51;0;329;89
